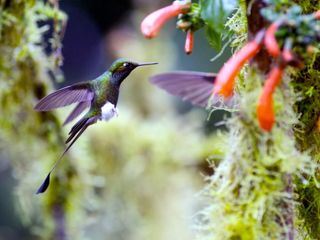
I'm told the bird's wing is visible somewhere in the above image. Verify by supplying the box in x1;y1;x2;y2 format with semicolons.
150;71;216;108
36;116;98;194
34;82;94;111
63;101;91;126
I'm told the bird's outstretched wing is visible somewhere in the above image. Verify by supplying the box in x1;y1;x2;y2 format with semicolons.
63;101;91;125
150;71;216;108
34;82;94;111
36;116;98;194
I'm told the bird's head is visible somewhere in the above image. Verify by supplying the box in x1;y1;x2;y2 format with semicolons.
109;58;158;86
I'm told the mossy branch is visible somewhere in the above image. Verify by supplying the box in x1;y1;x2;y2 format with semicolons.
198;0;320;239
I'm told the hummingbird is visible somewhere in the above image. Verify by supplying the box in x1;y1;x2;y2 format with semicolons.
35;58;158;194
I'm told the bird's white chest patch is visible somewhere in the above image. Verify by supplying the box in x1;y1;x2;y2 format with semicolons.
101;102;118;121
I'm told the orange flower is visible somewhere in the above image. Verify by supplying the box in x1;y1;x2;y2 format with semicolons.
141;1;191;39
264;21;282;57
257;65;284;131
184;30;194;54
213;31;264;98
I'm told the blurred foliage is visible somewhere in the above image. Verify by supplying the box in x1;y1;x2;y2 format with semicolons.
200;0;238;51
0;0;80;239
83;112;216;240
0;0;218;239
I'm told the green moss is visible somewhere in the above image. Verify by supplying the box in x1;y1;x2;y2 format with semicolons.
293;0;320;13
292;54;320;239
199;1;320;239
0;1;77;238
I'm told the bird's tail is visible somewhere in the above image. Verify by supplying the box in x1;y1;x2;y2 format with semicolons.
36;116;97;194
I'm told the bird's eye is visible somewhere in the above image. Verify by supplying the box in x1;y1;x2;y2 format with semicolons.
123;63;129;67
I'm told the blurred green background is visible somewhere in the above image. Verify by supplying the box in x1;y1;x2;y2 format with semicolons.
0;0;230;239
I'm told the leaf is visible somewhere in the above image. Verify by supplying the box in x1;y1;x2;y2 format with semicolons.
205;25;222;51
201;0;238;50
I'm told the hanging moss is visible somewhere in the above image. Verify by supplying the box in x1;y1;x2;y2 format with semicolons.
292;40;320;240
199;67;314;239
198;1;320;239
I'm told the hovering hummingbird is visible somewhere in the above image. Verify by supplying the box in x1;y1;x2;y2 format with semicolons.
35;58;158;194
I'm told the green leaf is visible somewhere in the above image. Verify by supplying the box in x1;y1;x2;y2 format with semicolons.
205;25;222;51
201;0;238;50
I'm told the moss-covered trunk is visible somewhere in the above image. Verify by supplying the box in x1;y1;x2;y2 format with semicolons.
0;1;79;239
199;0;320;239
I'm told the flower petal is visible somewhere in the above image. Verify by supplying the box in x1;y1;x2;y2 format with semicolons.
257;65;284;131
141;1;191;38
213;31;264;98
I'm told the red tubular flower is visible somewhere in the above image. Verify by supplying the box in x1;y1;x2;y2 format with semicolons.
213;31;265;98
264;21;282;57
141;1;191;39
185;30;194;55
257;65;285;132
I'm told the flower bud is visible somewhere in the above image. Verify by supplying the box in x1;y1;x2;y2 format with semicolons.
185;30;194;55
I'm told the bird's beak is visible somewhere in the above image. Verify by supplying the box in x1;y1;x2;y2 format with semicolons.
137;62;158;67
